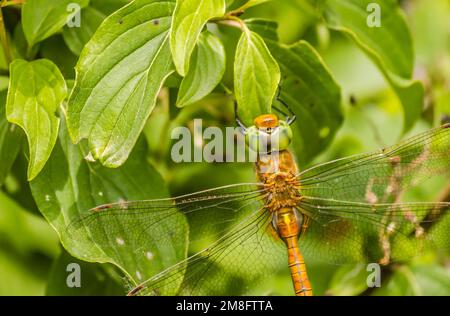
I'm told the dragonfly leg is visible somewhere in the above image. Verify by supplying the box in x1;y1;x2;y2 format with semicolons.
275;84;296;125
234;100;247;134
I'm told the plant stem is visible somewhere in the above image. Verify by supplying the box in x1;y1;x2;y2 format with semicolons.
1;0;25;7
0;3;12;66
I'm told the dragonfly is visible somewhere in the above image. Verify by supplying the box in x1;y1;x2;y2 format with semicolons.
66;112;449;296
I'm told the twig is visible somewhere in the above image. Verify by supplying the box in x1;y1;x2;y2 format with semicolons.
418;182;450;233
361;182;450;296
0;1;12;65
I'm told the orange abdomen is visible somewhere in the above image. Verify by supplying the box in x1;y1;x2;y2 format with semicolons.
285;236;313;296
273;208;313;296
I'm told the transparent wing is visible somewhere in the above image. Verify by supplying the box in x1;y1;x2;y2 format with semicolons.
295;125;449;264
65;183;287;295
130;207;286;296
298;124;449;203
298;197;449;265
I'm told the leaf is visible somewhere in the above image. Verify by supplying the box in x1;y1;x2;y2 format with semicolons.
6;59;67;180
62;6;106;56
0;247;48;295
46;250;124;296
245;18;278;41
11;23;39;60
0;91;23;185
40;35;78;79
325;264;368;296
0;191;58;295
30;118;188;288
3;153;41;214
411;0;450;66
411;264;450;296
22;0;89;47
90;0;132;15
0;191;59;257
234;30;280;125
248;19;342;166
67;0;175;168
176;31;226;107
0;39;6;71
322;0;424;133
268;41;343;166
373;264;450;296
227;0;270;11
170;0;226;76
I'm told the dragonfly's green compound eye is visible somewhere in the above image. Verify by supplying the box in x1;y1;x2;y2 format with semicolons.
246;120;293;153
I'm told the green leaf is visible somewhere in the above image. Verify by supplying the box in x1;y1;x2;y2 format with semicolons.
67;0;175;167
12;23;39;60
227;0;270;11
248;19;342;166
62;6;106;56
411;0;450;66
40;35;78;79
326;264;368;296
30;118;188;289
176;31;226;107
267;41;343;166
411;264;450;296
170;0;226;76
90;0;131;15
0;39;6;71
22;0;89;47
0;247;48;295
6;59;67;180
0;191;59;295
234;30;280;125
391;80;424;132
245;18;278;41
0;191;59;258
322;0;424;132
0;91;23;185
373;264;450;296
46;250;124;295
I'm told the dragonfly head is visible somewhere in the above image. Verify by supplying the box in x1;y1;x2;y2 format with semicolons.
254;114;279;129
246;114;293;153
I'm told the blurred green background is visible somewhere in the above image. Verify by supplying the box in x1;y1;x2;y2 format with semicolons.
0;0;449;295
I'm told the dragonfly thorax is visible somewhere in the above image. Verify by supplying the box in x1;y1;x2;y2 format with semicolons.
256;149;302;211
264;173;302;211
256;150;298;178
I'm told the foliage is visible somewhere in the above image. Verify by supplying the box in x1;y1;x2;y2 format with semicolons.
0;0;448;296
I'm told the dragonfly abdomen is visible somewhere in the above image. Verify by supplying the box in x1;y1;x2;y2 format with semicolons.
286;237;313;296
272;207;313;296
